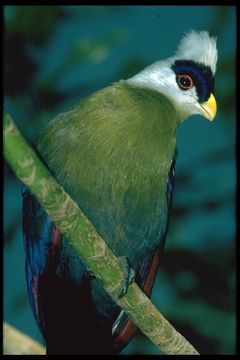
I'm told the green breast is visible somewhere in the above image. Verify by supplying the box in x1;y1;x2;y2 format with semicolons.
37;81;180;259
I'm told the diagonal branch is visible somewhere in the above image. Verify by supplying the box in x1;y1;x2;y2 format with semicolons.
3;112;199;355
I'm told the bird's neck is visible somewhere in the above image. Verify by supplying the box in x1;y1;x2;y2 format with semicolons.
113;81;180;160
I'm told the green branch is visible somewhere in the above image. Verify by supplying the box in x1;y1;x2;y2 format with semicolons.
3;112;199;355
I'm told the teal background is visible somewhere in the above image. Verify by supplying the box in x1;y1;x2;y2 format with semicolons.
3;5;236;355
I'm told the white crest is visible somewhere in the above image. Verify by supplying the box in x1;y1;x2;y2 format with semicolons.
175;30;218;74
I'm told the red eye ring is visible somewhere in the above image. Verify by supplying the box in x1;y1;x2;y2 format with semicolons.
177;74;194;90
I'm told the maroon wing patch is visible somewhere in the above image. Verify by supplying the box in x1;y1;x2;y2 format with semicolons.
112;248;161;351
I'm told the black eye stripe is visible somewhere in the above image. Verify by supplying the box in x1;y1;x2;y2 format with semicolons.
172;60;214;103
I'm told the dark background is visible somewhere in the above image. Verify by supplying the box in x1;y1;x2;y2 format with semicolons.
3;5;236;355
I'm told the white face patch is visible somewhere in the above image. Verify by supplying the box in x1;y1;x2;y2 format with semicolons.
127;59;199;120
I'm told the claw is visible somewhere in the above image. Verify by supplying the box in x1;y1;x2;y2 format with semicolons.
118;256;135;298
86;267;96;279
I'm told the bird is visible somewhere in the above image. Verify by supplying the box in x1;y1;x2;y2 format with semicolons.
22;30;218;354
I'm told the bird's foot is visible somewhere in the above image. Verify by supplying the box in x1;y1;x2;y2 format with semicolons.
117;256;135;298
87;257;135;297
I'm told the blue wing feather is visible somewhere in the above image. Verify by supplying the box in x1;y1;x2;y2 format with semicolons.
22;186;58;331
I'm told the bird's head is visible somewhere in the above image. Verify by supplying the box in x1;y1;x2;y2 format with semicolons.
127;30;218;122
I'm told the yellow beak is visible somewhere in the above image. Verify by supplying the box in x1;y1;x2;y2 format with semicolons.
198;93;217;121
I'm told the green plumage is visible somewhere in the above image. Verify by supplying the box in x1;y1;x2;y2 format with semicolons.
37;81;179;262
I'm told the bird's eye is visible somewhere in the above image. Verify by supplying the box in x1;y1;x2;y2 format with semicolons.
177;74;194;90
